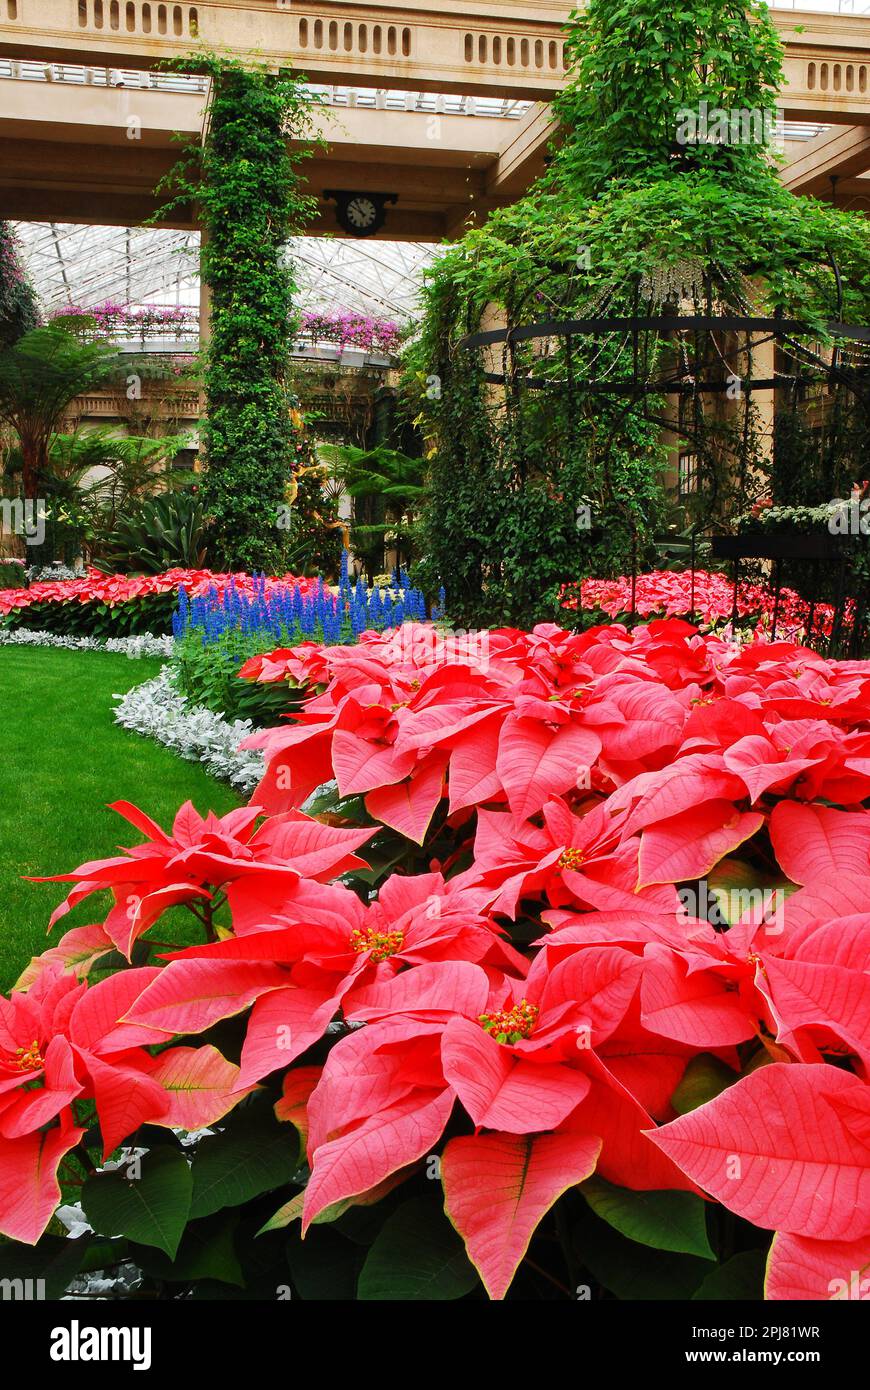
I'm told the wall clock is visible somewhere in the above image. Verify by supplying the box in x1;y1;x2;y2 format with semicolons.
324;190;398;237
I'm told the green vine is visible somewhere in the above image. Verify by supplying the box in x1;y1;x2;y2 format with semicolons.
157;55;335;572
411;0;870;628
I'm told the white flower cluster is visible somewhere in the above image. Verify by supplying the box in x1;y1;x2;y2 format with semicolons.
26;564;83;582
113;667;265;794
0;627;174;658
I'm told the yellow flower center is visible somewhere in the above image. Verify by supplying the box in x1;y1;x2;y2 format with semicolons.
15;1040;44;1072
558;847;586;871
350;927;405;962
479;1000;539;1045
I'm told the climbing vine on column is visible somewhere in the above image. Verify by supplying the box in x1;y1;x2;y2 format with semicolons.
160;56;328;571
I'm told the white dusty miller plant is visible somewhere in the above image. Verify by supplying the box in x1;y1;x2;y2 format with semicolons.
113;667;265;794
0;628;174;658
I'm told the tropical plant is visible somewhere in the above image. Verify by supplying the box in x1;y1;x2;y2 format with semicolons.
321;442;426;579
3;429;192;565
97;490;208;574
0;324;129;498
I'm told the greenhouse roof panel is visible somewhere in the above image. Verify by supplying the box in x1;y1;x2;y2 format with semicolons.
12;224;441;324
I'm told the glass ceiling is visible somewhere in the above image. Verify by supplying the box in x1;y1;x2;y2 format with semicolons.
12;223;441;326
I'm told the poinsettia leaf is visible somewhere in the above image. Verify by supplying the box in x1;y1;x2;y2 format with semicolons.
190;1117;300;1221
358;1196;479;1300
496;718;602;822
0;1124;86;1245
365;758;446;844
766;1231;870;1301
639;803;764;888
82;1147;192;1259
303;1090;455;1229
758;955;870;1066
147;1045;257;1132
440;1017;591;1133
273;1065;322;1148
258;1170;411;1236
647;1063;870;1241
769;802;870;884
122;959;289;1036
580;1176;715;1259
442;1130;601;1300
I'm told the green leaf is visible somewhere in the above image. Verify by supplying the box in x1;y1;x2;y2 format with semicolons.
692;1249;767;1300
132;1214;244;1286
257;1190;305;1235
0;1234;90;1299
573;1204;710;1300
286;1227;364;1300
580;1177;715;1259
190;1119;299;1220
707;859;796;926
82;1148;192;1259
671;1054;737;1115
357;1197;479;1300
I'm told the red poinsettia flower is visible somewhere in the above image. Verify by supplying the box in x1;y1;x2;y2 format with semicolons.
0;965;248;1244
124;872;527;1084
36;799;374;957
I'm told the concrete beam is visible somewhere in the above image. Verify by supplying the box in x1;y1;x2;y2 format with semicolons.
0;0;573;99
488;102;555;195
0;75;518;235
782;122;870;194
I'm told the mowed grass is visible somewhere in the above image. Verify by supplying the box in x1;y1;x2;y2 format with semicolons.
0;647;242;991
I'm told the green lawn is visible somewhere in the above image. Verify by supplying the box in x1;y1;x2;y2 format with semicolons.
0;647;242;991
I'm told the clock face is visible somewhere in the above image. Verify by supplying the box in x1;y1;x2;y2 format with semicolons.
346;196;378;232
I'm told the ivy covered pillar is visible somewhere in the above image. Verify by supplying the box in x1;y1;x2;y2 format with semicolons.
162;58;324;572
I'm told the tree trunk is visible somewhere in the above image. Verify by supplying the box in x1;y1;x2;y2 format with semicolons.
19;437;42;500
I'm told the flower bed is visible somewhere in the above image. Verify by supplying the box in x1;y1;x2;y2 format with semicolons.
4;617;870;1300
0;568;323;638
299;309;403;356
113;666;265;793
170;564;434;723
565;568;841;640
